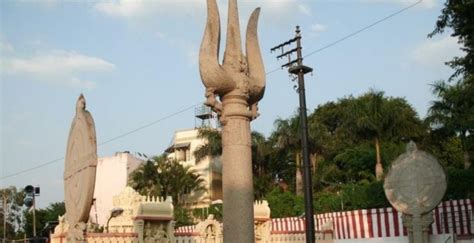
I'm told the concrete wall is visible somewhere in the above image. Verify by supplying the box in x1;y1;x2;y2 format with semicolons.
90;152;143;226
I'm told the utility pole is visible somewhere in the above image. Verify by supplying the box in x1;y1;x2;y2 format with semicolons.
271;26;315;242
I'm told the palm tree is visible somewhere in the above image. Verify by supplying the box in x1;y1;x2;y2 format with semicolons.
354;90;425;180
272;116;303;196
194;128;222;163
128;155;205;206
427;80;473;169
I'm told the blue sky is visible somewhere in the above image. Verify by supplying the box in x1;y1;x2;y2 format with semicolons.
0;0;462;208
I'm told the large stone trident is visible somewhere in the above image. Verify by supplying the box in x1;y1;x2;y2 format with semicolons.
199;0;265;241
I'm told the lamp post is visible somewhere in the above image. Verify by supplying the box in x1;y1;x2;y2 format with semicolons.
24;185;40;238
106;208;124;233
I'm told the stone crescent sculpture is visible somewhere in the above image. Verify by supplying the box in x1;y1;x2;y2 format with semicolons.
384;141;447;216
64;94;98;227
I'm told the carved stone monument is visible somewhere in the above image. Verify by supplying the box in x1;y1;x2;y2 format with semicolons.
64;94;98;242
199;0;265;242
384;142;447;243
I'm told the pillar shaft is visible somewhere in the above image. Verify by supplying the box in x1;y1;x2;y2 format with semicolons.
221;94;255;243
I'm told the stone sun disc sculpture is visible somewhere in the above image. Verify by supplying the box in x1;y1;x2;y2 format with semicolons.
64;94;98;236
384;142;446;216
199;0;265;242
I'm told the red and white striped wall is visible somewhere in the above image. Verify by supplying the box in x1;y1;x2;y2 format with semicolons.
270;198;473;239
175;199;473;239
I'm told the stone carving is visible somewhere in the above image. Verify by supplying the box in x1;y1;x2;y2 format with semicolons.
384;142;447;243
199;0;265;241
64;94;98;242
134;195;175;243
197;214;222;243
108;187;144;233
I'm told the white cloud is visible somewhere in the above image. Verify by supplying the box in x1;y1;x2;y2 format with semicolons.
298;4;312;16
1;50;115;88
361;0;436;9
311;23;327;34
411;36;463;69
94;0;148;18
94;0;204;18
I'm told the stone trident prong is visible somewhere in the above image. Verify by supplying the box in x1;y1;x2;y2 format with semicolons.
199;0;265;122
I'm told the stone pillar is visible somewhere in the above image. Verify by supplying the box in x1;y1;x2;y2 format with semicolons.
221;94;254;242
198;0;266;241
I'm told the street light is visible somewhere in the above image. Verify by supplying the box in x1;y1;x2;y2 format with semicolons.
24;185;40;238
106;208;124;233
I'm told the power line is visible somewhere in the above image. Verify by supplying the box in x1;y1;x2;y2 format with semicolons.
0;103;201;180
265;0;422;76
1;1;421;180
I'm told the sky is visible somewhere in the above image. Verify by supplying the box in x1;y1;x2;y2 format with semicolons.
0;0;463;208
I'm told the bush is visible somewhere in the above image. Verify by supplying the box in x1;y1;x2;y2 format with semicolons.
265;188;304;218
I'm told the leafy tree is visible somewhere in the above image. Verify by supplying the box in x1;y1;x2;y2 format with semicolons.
265;188;304;218
193;128;222;163
23;202;65;238
272;116;304;196
429;0;474;80
352;90;425;180
128;155;205;206
1;187;26;238
426;80;473;169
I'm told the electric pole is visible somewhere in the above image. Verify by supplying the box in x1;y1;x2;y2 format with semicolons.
271;26;315;243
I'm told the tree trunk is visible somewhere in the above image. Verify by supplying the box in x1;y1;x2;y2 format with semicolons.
464;150;471;169
296;151;303;196
310;153;318;175
375;137;384;181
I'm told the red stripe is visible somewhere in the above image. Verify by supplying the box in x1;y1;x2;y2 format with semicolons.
376;208;382;237
346;211;351;238
434;205;441;234
335;212;341;239
450;200;457;234
465;199;472;235
342;212;347;239
393;208;400;236
358;210;365;238
351;210;358;238
384;207;391;237
457;199;465;235
367;209;374;238
442;200;449;233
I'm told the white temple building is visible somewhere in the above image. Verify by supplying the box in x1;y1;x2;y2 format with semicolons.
89;151;143;226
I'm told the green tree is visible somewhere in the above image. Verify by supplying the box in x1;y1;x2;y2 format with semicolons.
426;80;473;169
193;128;222;163
23;202;65;238
429;0;474;80
128;155;206;206
272;116;304;196
353;90;425;180
1;187;26;239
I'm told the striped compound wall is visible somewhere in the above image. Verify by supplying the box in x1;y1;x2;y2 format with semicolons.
175;199;473;241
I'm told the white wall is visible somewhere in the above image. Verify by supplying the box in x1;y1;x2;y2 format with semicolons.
90;152;143;225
